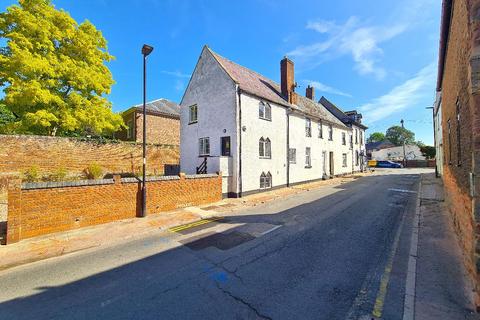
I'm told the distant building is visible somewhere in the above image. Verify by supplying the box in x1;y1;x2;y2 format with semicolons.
371;145;425;161
365;140;396;159
117;98;180;145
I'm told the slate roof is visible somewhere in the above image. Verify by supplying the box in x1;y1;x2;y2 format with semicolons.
366;140;395;151
208;47;347;128
129;98;180;118
319;96;368;129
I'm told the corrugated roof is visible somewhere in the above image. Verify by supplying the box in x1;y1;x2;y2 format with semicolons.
131;98;180;118
208;47;346;127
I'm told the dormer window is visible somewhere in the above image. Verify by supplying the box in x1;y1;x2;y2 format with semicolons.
259;101;271;121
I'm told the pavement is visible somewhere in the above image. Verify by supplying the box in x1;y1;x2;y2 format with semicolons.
0;168;477;320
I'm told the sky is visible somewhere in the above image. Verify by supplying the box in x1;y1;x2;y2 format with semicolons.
1;0;441;145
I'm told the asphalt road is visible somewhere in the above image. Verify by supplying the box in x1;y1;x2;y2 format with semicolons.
0;169;425;320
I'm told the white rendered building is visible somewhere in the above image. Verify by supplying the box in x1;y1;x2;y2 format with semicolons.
180;46;367;197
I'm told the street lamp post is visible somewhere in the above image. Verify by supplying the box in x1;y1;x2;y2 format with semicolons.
141;44;154;218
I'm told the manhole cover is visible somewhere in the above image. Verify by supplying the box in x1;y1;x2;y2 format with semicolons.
182;231;255;251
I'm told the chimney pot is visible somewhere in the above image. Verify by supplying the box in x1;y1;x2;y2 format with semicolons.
306;85;315;100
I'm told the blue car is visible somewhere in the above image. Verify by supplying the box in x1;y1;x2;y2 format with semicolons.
376;160;403;168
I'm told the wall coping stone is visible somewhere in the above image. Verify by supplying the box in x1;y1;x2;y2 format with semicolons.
185;174;219;179
22;179;115;190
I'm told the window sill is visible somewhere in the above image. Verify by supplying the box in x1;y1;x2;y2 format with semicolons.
198;155;210;157
305;165;312;169
188;121;198;125
259;117;272;122
259;157;272;159
328;139;333;141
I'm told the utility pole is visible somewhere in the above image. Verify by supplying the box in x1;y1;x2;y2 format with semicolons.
401;119;407;168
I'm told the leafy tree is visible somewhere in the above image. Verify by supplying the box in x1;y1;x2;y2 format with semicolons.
416;140;426;147
385;125;415;146
367;132;386;144
420;145;436;159
0;102;16;126
0;0;124;136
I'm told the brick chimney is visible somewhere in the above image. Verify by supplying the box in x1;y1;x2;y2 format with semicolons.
281;57;296;104
306;85;315;100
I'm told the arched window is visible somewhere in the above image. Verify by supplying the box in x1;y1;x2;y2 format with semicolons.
259;137;271;159
260;172;272;189
259;101;271;120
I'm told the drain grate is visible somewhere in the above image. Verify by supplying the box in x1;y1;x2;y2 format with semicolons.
182;231;255;251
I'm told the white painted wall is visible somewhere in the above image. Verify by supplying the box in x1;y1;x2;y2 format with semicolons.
180;48;238;195
372;145;425;161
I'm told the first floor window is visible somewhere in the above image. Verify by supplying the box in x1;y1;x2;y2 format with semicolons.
260;172;272;189
289;148;296;164
342;132;346;145
259;101;272;120
342;153;347;167
305;147;311;167
189;104;198;123
355;150;359;166
360;131;363;145
328;125;333;140
305;118;312;137
319;121;323;138
199;137;210;156
259;137;271;158
355;129;358;144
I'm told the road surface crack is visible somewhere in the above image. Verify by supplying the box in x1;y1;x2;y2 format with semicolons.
215;283;272;320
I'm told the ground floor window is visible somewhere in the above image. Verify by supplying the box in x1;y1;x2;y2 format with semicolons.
289;148;296;164
355;150;359;166
260;172;272;189
305;147;311;167
342;153;347;167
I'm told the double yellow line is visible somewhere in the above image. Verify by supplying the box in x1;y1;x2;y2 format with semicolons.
169;217;223;233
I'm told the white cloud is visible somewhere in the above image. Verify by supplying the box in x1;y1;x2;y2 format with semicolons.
289;17;406;79
304;80;352;98
160;70;191;78
359;63;436;123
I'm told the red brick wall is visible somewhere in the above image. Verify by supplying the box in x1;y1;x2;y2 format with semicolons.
0;134;179;178
134;111;180;145
6;173;221;243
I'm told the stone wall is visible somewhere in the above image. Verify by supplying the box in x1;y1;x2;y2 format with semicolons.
0;134;179;178
6;173;221;243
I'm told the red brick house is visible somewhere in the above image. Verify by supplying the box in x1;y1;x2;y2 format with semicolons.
117;98;180;145
436;0;480;306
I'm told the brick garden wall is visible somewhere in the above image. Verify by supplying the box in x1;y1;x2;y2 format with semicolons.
6;173;221;243
0;134;179;178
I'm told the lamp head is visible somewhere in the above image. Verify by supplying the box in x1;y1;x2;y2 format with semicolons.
142;44;154;56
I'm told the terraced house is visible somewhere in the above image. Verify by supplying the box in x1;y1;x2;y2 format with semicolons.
180;46;367;197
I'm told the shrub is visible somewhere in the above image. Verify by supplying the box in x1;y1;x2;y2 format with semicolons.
85;163;103;180
49;167;68;182
23;165;40;182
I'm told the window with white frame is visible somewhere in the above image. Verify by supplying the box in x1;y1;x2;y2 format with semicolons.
259;137;271;159
199;137;210;156
342;153;347;167
189;104;198;123
305;147;311;167
260;172;272;189
360;131;363;145
355;129;358;144
126;120;133;139
318;121;323;138
350;134;353;149
305;118;312;137
259;101;272;120
328;125;333;140
342;132;346;145
289;148;296;164
355;150;359;166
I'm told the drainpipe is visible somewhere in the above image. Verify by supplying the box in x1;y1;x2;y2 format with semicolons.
286;108;291;187
237;88;243;198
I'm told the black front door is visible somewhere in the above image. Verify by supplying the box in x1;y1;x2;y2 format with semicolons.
221;136;231;156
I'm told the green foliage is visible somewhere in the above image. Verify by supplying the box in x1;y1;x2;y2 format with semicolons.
0;0;125;136
416;140;426;147
0;103;16;125
420;145;436;159
385;125;415;146
85;162;103;179
367;132;386;144
23;165;40;182
48;167;67;181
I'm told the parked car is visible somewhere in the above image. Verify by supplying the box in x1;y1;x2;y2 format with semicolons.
376;160;403;168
